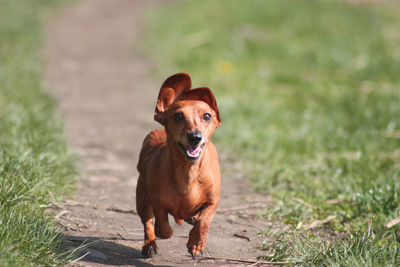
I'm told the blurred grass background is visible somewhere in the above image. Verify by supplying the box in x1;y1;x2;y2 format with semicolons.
143;0;400;265
0;0;76;265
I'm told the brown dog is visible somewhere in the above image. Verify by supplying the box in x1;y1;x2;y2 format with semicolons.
136;73;221;259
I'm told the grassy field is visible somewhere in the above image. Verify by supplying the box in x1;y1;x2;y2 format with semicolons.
0;0;76;266
143;0;400;265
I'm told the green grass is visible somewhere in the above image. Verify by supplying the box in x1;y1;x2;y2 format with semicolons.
143;0;400;265
0;0;76;265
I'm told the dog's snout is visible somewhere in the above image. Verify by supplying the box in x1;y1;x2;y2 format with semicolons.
187;131;202;145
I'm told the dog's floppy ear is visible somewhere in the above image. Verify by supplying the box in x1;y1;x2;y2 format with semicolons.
181;87;221;127
154;73;192;125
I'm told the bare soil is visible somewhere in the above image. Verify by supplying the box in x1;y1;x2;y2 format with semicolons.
44;1;274;266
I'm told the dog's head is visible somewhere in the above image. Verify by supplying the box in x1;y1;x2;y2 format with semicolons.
154;73;221;162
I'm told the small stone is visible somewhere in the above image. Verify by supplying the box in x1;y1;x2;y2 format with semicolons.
227;215;236;224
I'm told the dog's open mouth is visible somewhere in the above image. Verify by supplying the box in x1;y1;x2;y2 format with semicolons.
178;142;205;161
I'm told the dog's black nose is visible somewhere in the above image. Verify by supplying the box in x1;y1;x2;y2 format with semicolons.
187;131;202;145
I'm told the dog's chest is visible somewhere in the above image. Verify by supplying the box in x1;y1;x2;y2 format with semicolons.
163;181;207;219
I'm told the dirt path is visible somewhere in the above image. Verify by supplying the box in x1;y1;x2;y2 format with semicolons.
44;1;272;266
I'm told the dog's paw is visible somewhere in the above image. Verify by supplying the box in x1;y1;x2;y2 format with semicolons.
187;245;204;259
187;238;205;259
142;240;158;258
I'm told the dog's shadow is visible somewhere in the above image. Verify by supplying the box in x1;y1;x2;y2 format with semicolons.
63;235;168;267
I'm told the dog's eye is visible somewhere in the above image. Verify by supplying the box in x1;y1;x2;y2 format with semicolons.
173;112;184;122
203;113;212;122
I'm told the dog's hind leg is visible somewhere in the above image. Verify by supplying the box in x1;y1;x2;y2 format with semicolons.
136;176;157;258
154;207;174;239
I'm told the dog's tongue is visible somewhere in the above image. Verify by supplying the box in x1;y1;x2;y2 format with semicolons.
187;145;202;157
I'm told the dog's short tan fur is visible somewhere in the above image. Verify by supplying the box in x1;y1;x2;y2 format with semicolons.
136;73;221;258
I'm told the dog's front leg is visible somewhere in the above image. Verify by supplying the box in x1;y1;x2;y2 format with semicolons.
186;202;218;258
